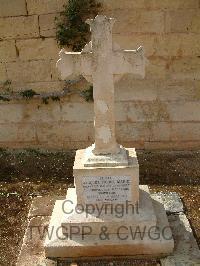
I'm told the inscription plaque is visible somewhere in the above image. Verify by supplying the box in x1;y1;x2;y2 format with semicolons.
82;176;132;203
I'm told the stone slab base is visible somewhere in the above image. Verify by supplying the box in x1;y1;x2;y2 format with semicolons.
44;185;174;258
61;186;156;235
16;193;200;266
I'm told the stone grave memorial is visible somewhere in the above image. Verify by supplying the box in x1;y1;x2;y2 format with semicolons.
44;15;174;259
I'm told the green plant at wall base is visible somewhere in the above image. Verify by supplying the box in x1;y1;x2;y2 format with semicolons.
20;89;38;99
56;0;101;51
0;77;93;103
0;80;12;101
42;97;50;105
0;95;10;102
81;85;93;102
3;80;12;90
51;96;60;102
0;79;12;93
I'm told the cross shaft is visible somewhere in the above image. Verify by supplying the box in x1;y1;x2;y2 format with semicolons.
57;15;145;156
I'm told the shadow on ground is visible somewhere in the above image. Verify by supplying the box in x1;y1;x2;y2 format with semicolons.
0;148;199;185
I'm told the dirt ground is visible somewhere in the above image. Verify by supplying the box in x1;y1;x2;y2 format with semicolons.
0;149;199;266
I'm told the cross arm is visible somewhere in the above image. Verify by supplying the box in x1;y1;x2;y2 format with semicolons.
112;46;145;78
56;49;93;80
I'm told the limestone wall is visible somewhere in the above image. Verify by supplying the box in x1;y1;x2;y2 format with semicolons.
0;0;200;150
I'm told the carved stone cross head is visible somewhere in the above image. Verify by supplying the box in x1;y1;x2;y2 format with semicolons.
57;15;145;163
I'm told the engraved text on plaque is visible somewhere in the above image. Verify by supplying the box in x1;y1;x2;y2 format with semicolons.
82;176;132;203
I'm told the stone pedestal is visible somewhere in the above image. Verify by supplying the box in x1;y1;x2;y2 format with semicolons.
44;148;174;259
74;148;139;206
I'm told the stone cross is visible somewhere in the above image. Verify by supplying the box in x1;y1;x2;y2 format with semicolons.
57;15;145;156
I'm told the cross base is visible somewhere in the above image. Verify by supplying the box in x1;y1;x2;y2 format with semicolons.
84;144;130;167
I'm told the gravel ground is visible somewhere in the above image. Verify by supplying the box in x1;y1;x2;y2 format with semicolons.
0;149;199;265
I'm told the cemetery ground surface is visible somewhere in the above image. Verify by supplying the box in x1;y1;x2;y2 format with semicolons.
0;149;199;265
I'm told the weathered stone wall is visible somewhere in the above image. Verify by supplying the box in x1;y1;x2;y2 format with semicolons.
0;0;200;150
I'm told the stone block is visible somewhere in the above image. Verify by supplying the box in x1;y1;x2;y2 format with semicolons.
0;40;17;62
16;38;59;60
143;0;199;9
13;81;65;93
149;122;171;142
0;123;17;143
115;33;200;57
169;57;200;81
61;102;94;122
6;60;52;83
99;0;145;9
62;141;92;150
166;10;200;33
146;57;167;80
114;102;135;122
27;0;66;15
154;34;200;57
36;122;94;144
116;101;170;122
115;103;127;122
99;0;199;9
19;123;36;143
0;63;7;82
39;13;57;37
108;10;165;33
116;122;150;143
36;122;69;144
0;123;36;142
0;0;27;17
157;80;198;101
115;78;158;101
0;104;24;123
180;35;200;57
23;102;62;123
113;34;155;57
171;122;200;141
166;101;200;122
144;140;200;150
0;15;39;39
194;81;200;100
